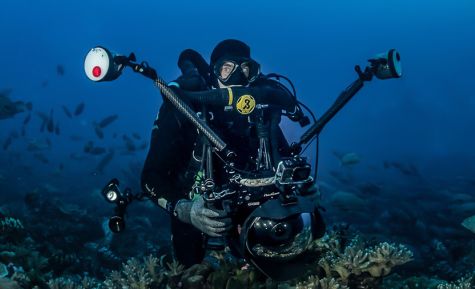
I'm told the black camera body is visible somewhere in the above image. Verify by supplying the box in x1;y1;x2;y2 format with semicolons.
203;156;313;213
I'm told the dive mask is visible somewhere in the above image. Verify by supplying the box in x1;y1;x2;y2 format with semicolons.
213;57;260;86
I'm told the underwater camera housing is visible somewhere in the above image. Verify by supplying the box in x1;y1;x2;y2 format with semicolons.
202;156;325;281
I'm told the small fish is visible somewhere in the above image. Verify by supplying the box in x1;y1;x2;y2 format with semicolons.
23;113;32;125
94;125;104;139
21;126;26;137
383;161;420;177
57;65;65;76
89;147;107;155
33;153;49;164
0;90;33;120
74;102;85;116
69;135;84;141
132;133;141;140
95;151;115;173
333;151;361;166
46;109;55;133
55;122;60;135
2;136;13;150
41;80;49;88
36;111;49;122
98;115;118;128
62;106;72;118
27;139;51;151
70;153;87;161
84;141;94;153
123;135;136;152
40;120;46;132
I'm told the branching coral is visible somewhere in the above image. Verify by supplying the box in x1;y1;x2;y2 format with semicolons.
166;259;185;277
296;276;349;289
365;242;413;277
332;246;371;279
437;275;474;289
0;262;8;278
103;255;166;289
0;216;24;234
143;255;163;284
313;229;414;288
47;276;102;289
103;257;153;289
48;277;86;289
0;278;22;289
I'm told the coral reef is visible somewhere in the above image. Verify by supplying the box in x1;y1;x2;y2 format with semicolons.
461;215;475;234
295;276;349;289
103;255;163;289
0;190;471;289
436;275;474;289
0;216;24;234
309;227;413;289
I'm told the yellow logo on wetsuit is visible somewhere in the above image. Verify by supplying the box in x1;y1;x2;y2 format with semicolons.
236;95;256;115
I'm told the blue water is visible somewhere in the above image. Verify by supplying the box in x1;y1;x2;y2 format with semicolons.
0;0;474;283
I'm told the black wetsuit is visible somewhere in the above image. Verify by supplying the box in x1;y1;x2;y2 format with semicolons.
141;77;294;267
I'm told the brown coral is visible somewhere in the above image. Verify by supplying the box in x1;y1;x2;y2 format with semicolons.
365;242;413;277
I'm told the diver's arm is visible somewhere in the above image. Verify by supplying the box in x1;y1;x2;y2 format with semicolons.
141;99;190;213
141;96;231;236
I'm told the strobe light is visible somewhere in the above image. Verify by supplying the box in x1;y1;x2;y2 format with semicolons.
84;46;125;82
369;49;402;80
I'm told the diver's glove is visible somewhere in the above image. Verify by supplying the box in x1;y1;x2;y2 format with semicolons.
174;196;231;237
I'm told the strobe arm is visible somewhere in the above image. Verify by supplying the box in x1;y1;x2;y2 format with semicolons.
297;65;371;147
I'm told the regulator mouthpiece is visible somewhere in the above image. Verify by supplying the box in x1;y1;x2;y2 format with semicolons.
84;46;125;82
369;49;402;79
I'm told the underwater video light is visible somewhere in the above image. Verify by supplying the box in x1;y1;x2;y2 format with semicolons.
369;49;402;79
101;179;132;233
101;178;121;203
100;179;147;233
84;46;127;82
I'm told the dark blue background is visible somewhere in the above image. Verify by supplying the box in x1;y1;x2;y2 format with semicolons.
1;0;474;196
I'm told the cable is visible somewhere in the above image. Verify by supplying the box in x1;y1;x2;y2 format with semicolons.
314;134;320;181
299;132;320;182
266;73;297;97
213;151;256;176
298;100;317;123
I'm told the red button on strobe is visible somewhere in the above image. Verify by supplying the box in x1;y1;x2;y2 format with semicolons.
92;66;102;77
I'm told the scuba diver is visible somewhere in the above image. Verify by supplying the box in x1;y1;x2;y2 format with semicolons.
140;39;326;269
85;38;401;281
